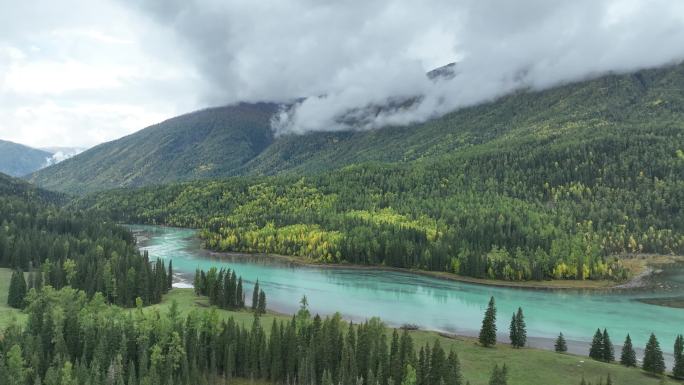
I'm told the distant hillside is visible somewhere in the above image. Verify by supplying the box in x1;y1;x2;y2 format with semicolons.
0;140;52;177
31;103;278;194
0;172;64;204
32;63;684;194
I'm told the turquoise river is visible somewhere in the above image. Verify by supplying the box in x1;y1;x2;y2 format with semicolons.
130;224;684;358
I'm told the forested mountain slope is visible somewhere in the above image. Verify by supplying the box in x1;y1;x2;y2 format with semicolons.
32;63;684;194
29;103;278;194
77;91;684;282
0;139;52;177
0;173;170;307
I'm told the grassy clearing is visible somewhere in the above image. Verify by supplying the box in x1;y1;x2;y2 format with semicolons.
0;267;27;328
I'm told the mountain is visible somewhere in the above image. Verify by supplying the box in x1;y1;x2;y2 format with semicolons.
0;140;53;177
31;103;278;194
0;172;64;204
31;62;684;194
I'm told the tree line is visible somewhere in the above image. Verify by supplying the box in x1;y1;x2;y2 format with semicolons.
1;287;477;385
0;190;171;308
193;267;266;315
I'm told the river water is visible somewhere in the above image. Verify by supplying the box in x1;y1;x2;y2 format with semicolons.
129;224;684;359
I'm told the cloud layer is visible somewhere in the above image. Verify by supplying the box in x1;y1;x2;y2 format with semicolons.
127;0;684;135
2;0;684;146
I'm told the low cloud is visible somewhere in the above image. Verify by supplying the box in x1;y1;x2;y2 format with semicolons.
127;0;684;135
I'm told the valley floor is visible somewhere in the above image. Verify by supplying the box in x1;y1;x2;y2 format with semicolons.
1;267;682;385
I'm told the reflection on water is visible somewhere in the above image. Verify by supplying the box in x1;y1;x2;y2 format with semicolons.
127;224;684;355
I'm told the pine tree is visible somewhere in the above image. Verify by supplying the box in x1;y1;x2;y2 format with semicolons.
509;308;526;348
479;297;497;347
509;314;518;348
555;333;568;353
257;290;266;315
673;334;684;379
237;278;244;308
252;280;260;311
167;260;173;290
589;329;604;361
488;363;507;385
194;269;201;296
642;333;665;375
620;334;636;367
7;269;27;309
602;329;614;362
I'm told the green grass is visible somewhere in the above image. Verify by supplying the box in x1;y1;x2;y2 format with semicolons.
2;282;680;385
0;268;27;328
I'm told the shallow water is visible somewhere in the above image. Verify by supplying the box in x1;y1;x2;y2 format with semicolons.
130;224;684;355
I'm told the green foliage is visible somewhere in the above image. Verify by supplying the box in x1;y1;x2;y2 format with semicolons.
555;333;568;353
7;270;27;309
479;297;497;347
0;287;464;385
488;364;508;385
590;329;605;361
0;173;169;307
602;329;615;362
673;334;684;379
642;333;665;375
193;267;247;310
509;308;526;348
620;334;637;367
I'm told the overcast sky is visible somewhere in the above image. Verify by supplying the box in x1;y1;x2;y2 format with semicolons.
1;0;684;148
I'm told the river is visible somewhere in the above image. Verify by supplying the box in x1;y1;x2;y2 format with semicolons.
129;224;684;360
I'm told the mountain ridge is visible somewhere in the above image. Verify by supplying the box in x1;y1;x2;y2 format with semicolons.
30;62;684;194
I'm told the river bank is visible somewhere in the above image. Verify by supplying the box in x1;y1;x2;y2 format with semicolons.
205;249;679;292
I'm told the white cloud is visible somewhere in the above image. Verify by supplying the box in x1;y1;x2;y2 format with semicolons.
2;0;684;147
0;0;201;148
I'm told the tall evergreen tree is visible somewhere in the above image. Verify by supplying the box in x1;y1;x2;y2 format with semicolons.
602;329;614;362
620;334;636;367
257;290;267;315
673;334;684;379
479;297;497;347
167;260;173;290
509;314;518;348
642;333;665;375
589;329;604;361
488;364;508;385
555;333;568;353
252;280;260;311
509;308;526;348
7;269;27;309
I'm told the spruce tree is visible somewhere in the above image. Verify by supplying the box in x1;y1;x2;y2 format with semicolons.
642;333;665;375
252;280;260;311
479;297;497;347
589;329;604;361
602;329;614;362
7;269;27;309
673;334;684;379
555;333;568;353
167;260;173;290
257;290;266;315
509;314;518;348
620;334;636;367
488;363;507;385
237;278;244;308
515;308;526;348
